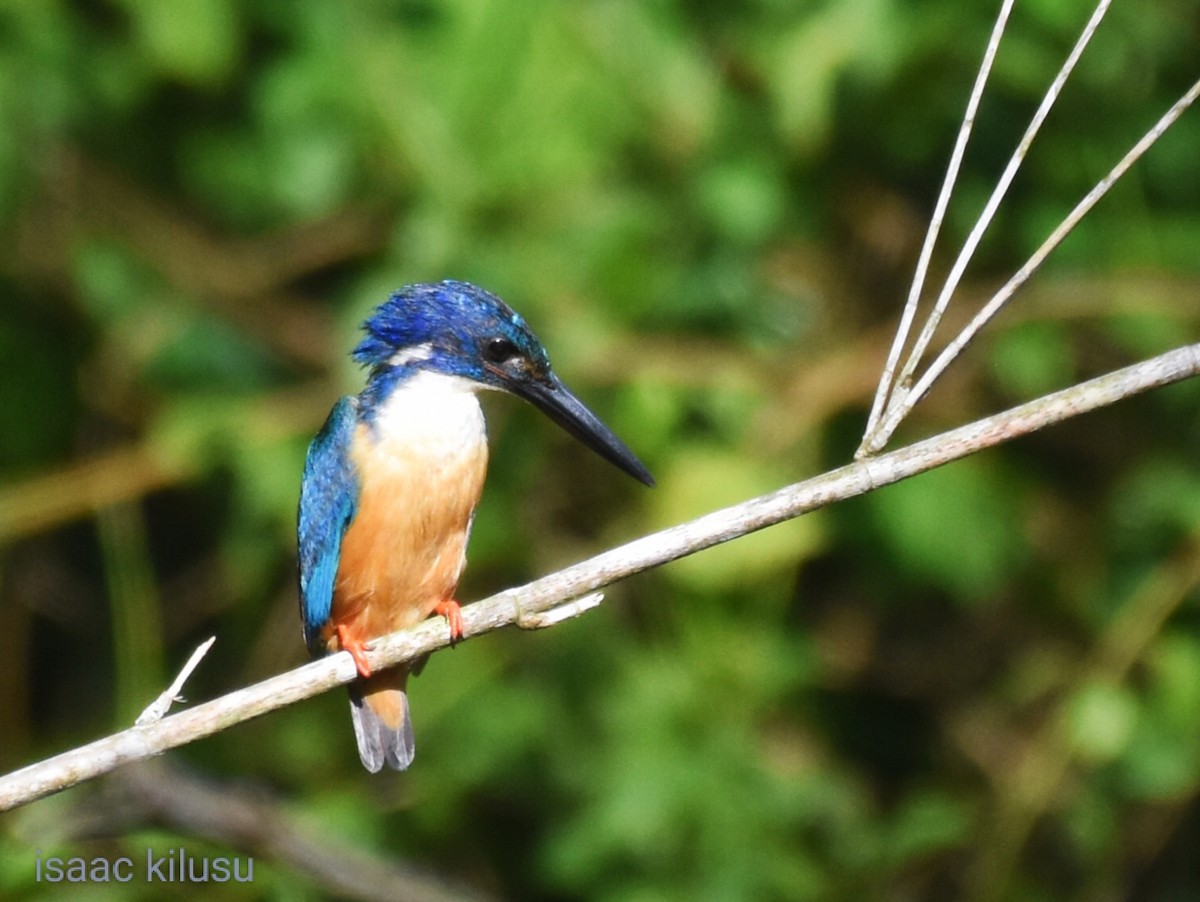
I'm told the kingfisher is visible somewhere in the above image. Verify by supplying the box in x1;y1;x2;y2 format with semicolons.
298;280;653;772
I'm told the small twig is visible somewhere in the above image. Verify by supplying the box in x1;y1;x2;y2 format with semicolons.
2;342;1198;812
135;637;217;726
516;592;605;629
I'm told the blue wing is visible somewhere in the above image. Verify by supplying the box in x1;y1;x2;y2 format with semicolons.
298;395;361;654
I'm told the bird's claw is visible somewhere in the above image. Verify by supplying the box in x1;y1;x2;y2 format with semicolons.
434;599;464;644
336;625;373;679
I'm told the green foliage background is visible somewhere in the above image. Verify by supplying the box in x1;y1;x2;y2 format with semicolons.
1;0;1199;899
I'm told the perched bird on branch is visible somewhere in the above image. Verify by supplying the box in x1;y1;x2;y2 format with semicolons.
298;281;653;772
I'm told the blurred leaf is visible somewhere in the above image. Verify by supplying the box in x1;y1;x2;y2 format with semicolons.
989;320;1075;399
1119;715;1200;800
759;0;896;154
882;790;971;867
1110;457;1200;555
653;446;824;591
72;241;157;322
0;309;79;467
696;157;788;246
146;318;280;392
1119;632;1200;799
1061;784;1119;867
117;0;242;86
865;458;1027;603
1105;310;1196;359
1066;680;1138;765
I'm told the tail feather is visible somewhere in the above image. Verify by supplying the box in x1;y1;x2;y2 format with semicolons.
348;666;414;772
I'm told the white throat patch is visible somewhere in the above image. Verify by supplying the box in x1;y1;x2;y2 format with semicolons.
370;370;487;455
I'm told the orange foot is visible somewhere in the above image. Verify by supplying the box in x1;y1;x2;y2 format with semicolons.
434;599;464;644
336;624;373;679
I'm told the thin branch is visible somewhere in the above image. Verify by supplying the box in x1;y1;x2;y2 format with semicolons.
2;342;1198;812
863;0;1014;439
863;74;1200;454
0;382;332;543
109;760;487;902
0;447;184;542
17;149;383;370
884;0;1112;415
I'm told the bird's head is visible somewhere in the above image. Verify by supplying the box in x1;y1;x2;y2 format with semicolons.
354;280;654;486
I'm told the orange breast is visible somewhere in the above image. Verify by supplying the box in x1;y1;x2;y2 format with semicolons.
322;405;488;654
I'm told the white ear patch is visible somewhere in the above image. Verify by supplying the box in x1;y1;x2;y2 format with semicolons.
388;342;435;368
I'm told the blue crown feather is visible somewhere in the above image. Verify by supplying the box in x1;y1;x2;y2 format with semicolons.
353;280;538;372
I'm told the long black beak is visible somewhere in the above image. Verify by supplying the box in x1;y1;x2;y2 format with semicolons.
510;372;655;487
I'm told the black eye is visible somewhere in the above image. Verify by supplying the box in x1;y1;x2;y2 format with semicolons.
483;337;520;364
